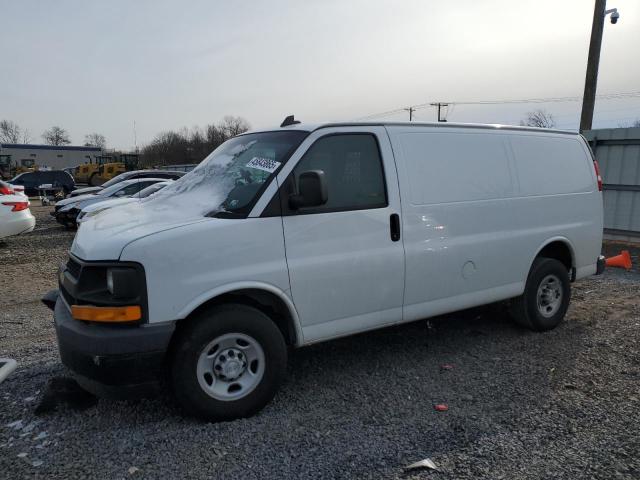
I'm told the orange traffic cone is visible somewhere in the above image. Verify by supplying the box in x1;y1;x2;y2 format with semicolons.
605;250;632;270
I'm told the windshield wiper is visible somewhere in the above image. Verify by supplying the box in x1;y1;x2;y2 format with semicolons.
205;206;244;219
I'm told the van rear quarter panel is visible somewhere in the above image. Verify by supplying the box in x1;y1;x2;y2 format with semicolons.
386;126;602;321
507;133;603;278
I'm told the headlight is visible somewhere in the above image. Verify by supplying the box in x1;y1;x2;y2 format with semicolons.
105;268;139;299
59;204;76;212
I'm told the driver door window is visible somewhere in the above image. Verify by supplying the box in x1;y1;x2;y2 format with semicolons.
289;134;387;214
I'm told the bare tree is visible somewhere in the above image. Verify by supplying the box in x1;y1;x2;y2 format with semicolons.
141;130;190;166
140;116;251;167
0;120;23;143
21;128;32;144
520;109;556;129
42;126;71;146
617;119;640;128
218;116;250;138
84;133;106;149
205;123;227;147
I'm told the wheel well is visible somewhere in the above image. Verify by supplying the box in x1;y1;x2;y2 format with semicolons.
178;289;298;346
537;241;573;272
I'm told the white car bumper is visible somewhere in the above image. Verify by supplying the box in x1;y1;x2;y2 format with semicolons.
0;212;36;239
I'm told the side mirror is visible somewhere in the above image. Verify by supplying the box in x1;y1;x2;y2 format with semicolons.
114;190;126;197
289;170;328;210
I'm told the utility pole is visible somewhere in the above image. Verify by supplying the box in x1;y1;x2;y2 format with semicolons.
133;120;138;153
430;103;449;122
405;107;415;121
579;1;619;132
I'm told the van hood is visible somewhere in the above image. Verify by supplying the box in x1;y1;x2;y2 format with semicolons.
71;199;209;260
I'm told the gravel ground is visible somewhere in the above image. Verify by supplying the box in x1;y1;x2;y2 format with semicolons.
1;206;639;479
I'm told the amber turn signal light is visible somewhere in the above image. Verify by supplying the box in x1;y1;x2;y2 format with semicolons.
71;305;141;323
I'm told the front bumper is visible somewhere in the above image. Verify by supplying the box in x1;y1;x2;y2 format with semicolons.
54;208;79;226
46;290;175;396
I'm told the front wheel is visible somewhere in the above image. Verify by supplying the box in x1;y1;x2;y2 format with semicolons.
510;257;571;331
88;173;101;186
170;304;287;421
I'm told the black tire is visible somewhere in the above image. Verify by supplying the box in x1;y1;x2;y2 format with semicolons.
169;304;287;421
88;173;101;186
510;257;571;332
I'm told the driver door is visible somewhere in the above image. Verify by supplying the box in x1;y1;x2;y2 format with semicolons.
276;127;405;343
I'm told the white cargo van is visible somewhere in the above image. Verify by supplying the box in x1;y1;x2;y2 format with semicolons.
44;120;605;420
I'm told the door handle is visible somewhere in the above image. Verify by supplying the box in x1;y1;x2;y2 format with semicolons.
390;213;400;241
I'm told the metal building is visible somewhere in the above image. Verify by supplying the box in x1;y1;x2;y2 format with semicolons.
583;127;640;243
0;144;102;171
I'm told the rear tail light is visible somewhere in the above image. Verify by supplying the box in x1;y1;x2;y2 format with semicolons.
593;160;603;192
2;201;29;212
0;185;14;195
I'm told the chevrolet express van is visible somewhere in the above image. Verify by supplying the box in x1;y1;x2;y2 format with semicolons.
44;120;605;420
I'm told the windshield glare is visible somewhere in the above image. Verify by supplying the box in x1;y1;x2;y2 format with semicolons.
155;131;307;215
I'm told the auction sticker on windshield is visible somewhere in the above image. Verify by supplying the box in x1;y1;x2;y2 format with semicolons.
246;157;281;173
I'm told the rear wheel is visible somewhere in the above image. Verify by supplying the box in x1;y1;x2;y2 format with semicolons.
170;304;287;421
510;257;571;331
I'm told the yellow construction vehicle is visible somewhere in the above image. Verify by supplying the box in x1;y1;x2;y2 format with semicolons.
16;158;37;174
0;155;11;180
1;157;38;178
74;162;101;184
88;153;139;186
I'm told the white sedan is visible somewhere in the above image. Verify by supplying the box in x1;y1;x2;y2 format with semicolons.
1;180;26;198
0;194;36;239
7;184;27;198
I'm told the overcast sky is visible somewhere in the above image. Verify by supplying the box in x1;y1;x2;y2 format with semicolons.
2;0;639;150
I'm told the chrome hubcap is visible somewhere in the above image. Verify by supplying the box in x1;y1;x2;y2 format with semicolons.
536;274;563;318
196;333;265;401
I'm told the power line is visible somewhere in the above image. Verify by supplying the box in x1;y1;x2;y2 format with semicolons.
357;91;640;121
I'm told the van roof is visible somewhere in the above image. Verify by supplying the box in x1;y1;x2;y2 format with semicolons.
247;121;579;136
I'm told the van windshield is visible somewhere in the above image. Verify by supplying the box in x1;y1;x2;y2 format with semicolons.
155;131;308;216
